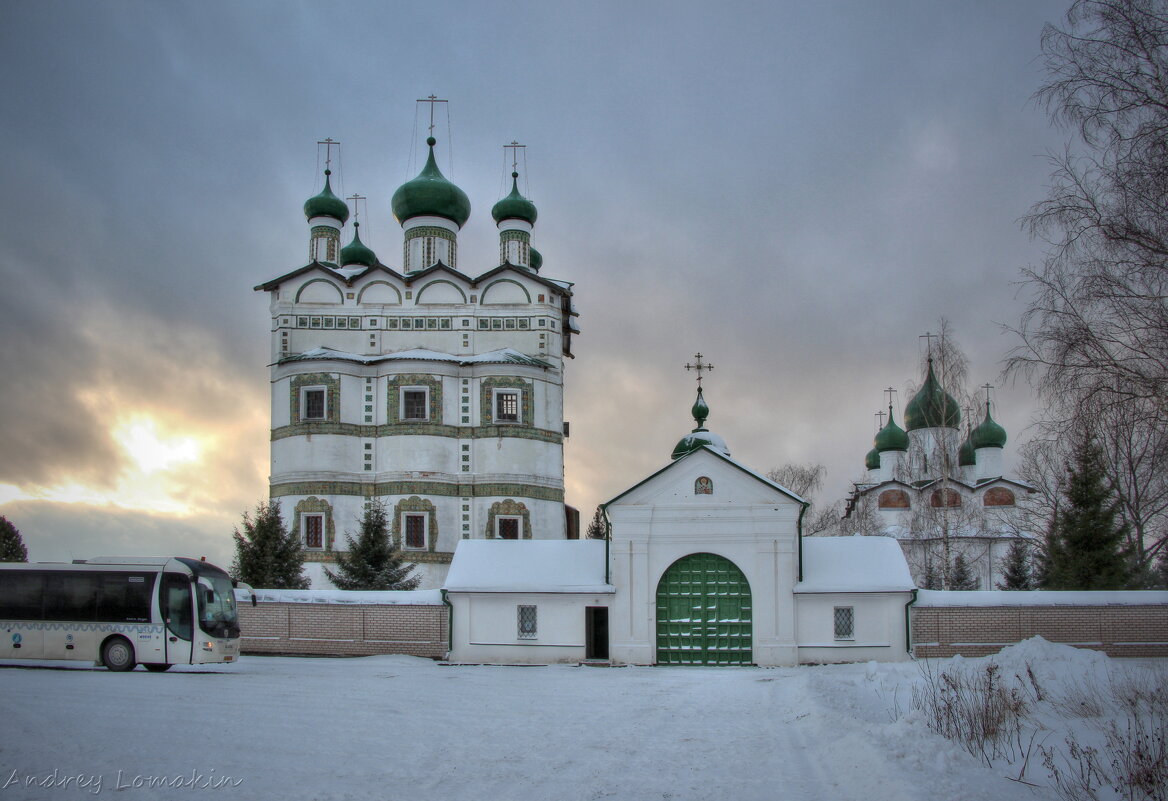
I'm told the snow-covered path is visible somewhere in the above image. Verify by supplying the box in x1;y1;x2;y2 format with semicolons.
0;655;1064;801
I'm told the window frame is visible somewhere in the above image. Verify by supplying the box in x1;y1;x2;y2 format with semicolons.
402;513;428;551
303;513;325;550
400;386;430;422
517;604;537;640
300;386;327;421
496;516;522;540
493;389;521;424
833;606;855;641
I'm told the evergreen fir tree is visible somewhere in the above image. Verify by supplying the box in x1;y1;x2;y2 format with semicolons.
921;556;940;590
996;539;1035;590
231;501;309;589
585;506;608;540
1042;437;1133;590
949;553;979;590
324;502;420;591
0;516;28;562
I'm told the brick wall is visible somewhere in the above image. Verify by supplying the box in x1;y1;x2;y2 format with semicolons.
238;602;449;658
911;604;1168;658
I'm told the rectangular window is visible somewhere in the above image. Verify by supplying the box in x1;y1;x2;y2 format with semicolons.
402;388;428;421
517;605;537;639
497;517;520;540
404;514;426;550
495;390;519;423
304;515;324;549
833;607;855;641
301;388;326;421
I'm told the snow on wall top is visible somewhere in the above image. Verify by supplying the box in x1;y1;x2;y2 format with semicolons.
914;589;1168;607
795;536;915;593
234;588;444;605
443;540;614;593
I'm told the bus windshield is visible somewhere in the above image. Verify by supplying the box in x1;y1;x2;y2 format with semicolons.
195;573;239;638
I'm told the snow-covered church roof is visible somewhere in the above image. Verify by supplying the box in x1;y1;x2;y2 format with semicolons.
443;540;614;594
795;536;915;593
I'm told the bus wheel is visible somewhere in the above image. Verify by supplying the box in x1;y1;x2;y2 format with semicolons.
102;637;136;672
143;663;172;672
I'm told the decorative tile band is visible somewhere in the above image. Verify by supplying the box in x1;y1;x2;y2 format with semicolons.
270;481;564;503
271;422;562;444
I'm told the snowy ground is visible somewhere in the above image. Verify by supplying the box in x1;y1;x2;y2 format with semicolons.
0;640;1161;801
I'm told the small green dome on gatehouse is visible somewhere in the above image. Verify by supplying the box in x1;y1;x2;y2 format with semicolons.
391;137;471;228
304;169;350;223
671;387;731;460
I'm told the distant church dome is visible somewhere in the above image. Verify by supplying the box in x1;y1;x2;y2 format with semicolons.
491;172;538;225
340;222;377;268
971;403;1007;449
904;358;961;431
671;387;731;460
529;247;543;272
874;407;909;452
958;435;976;467
391;137;471;228
865;447;881;471
304;169;350;223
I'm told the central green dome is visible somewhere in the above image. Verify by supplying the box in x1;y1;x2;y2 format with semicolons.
971;403;1007;449
304;169;350;223
874;406;909;452
391;137;471;228
491;172;538;225
904;358;961;431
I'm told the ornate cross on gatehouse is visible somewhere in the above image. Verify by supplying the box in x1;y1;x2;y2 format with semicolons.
685;353;714;388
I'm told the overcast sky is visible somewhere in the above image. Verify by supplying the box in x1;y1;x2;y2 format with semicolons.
0;0;1073;567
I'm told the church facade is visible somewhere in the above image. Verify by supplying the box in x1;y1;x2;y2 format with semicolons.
255;136;578;588
842;357;1035;590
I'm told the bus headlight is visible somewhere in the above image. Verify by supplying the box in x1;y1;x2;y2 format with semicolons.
202;641;215;652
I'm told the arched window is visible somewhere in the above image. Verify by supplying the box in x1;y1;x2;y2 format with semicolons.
878;489;910;509
983;488;1016;507
930;488;962;508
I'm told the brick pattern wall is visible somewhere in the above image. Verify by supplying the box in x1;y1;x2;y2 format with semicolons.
912;605;1168;658
238;602;448;658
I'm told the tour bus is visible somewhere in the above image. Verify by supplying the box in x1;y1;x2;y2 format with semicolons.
0;557;254;672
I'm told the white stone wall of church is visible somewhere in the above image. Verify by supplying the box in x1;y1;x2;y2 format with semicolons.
794;593;911;663
447;592;611;664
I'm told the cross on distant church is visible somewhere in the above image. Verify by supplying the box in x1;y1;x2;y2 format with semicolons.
417;95;448;135
981;383;995;405
685;353;714;387
317;138;339;170
875;409;886;428
884;386;897;408
505;141;525;172
919;331;938;358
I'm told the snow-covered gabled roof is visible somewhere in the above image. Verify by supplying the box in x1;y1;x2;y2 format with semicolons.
443;540;613;594
278;346;554;369
795;536;915;593
604;445;808;508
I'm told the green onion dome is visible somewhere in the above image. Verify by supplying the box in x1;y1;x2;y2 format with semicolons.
865;447;881;471
958;435;976;467
874;406;909;452
391;136;471;228
303;169;350;223
904;358;961;431
529;247;543;272
340;222;377;268
671;387;731;460
971;403;1007;449
491;172;538;225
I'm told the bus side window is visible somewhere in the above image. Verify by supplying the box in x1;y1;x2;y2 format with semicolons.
161;573;193;641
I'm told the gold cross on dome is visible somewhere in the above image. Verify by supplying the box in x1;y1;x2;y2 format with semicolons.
685;353;714;387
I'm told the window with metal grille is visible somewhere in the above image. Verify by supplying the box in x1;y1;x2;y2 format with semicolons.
517;605;537;639
304;515;324;549
402;389;428;420
833;606;855;640
302;388;326;420
497;517;520;540
404;514;426;550
495;391;519;422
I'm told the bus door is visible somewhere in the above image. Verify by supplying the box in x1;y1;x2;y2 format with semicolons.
160;573;193;664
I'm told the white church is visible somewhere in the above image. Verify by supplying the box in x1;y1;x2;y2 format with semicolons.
257;124;916;665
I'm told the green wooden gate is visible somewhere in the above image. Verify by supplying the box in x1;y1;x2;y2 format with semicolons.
655;553;752;665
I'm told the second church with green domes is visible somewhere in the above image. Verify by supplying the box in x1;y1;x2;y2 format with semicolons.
843;355;1034;590
256;133;579;589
